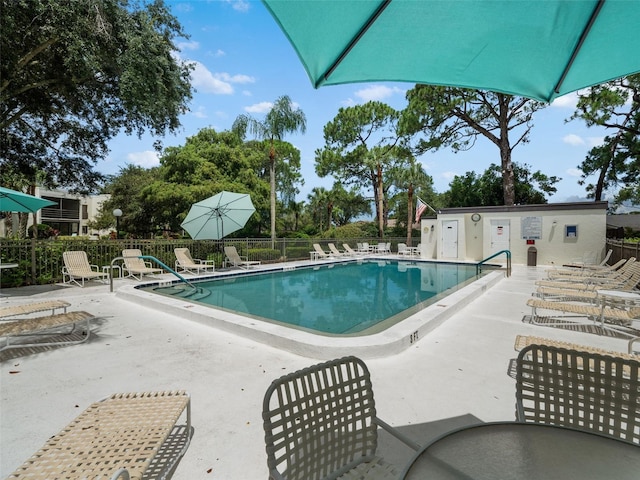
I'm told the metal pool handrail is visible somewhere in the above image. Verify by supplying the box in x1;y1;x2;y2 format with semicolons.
476;250;511;277
109;255;197;292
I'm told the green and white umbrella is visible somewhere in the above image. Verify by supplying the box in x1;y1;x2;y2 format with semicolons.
0;186;55;213
181;191;255;240
263;0;640;102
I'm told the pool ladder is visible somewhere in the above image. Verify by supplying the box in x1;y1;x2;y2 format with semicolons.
109;255;212;299
476;250;511;277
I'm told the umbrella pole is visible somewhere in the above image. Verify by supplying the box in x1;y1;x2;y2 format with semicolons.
31;237;36;284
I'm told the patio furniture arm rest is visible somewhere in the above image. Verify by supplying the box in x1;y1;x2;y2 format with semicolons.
111;468;130;480
197;258;216;265
374;417;422;451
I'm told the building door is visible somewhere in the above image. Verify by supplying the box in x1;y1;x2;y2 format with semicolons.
441;220;458;258
490;219;510;254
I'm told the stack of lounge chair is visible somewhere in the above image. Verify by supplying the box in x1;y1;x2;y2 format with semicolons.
526;257;640;338
0;300;94;352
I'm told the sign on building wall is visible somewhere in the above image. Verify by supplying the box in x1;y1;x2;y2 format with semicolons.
521;216;542;240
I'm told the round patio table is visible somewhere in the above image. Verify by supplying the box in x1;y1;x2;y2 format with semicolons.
401;422;640;480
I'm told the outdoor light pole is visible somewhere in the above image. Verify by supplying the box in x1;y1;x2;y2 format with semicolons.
113;208;122;239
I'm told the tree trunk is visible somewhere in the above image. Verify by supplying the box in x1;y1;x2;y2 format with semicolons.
269;149;276;249
376;163;384;238
407;184;413;244
499;142;515;206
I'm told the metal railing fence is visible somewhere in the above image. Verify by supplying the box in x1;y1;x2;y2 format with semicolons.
0;237;417;287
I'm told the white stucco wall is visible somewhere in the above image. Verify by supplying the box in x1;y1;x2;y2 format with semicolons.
420;202;608;266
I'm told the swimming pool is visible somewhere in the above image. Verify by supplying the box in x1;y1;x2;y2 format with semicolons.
145;260;480;335
118;259;504;358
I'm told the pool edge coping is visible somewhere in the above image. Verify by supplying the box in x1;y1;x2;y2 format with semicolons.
115;267;505;359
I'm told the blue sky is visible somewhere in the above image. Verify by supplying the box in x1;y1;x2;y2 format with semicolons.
102;0;611;204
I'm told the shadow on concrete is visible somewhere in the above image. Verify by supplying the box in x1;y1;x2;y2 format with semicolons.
377;413;483;471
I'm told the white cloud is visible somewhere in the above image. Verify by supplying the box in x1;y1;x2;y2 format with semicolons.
551;88;591;109
566;168;583;177
587;136;604;147
190;61;233;94
226;0;250;12
127;151;159;169
354;85;404;102
563;134;585;146
242;90;252;96
341;98;356;107
551;92;579;109
214;49;225;57
192;106;207;119
441;171;457;181
216;72;255;84
245;101;273;113
177;40;199;51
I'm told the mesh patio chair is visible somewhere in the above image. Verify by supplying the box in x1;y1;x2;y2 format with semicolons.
122;249;164;280
515;343;640;445
223;245;261;269
62;251;109;287
174;247;215;274
262;356;421;480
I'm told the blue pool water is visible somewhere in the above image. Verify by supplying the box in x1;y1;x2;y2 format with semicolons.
146;260;482;336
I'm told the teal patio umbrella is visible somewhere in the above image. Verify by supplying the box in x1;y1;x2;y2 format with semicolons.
263;0;640;103
0;186;55;213
181;191;255;240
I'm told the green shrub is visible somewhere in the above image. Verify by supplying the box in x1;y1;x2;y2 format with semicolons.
322;224;367;238
285;246;312;260
248;248;280;262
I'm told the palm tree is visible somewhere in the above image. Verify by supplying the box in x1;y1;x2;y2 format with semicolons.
233;95;306;246
394;161;431;245
307;187;330;233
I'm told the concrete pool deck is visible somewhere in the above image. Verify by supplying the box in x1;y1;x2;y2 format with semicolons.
0;262;636;478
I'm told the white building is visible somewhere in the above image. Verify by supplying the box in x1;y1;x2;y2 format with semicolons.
0;189;110;238
420;202;608;266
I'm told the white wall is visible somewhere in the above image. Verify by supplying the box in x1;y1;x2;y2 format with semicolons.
420;203;607;266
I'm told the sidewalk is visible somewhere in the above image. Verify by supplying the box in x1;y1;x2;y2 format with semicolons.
1;265;633;478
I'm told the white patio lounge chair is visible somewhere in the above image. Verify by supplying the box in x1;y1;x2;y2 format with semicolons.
342;243;361;256
328;243;348;256
263;356;422;480
0;300;70;319
223;245;261;269
122;249;164;281
62;251;109;287
174;248;215;274
7;391;192;479
0;310;94;352
311;243;332;260
527;296;640;332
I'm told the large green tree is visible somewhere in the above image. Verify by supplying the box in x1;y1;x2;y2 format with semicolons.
233;95;306;246
150;128;271;235
315;101;410;238
92;165;162;236
0;0;193;192
569;74;640;203
401;86;546;206
443;163;560;207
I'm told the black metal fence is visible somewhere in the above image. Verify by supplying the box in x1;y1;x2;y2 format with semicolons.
0;237;416;287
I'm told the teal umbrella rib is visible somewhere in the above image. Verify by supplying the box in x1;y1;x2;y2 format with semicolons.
181;191;255;240
264;0;640;103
